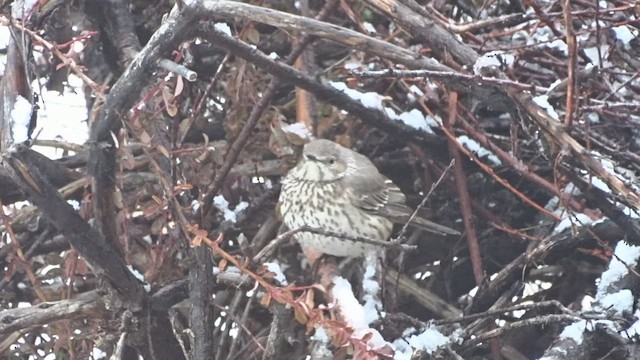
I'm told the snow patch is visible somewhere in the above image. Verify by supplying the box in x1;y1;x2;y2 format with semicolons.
11;0;38;19
583;46;611;67
612;25;636;46
597;289;633;314
597;242;640;297
586;112;600;124
553;213;595;234
10;95;33;144
363;22;376;34
626;309;640;337
473;51;515;75
263;262;288;285
362;254;382;324
31;75;88;159
214;23;232;36
394;325;451;358
280;122;314;141
332;276;389;350
548;39;568;55
558;320;586;345
213;195;247;223
127;265;150;292
533;95;560;120
457;135;502;165
330;81;439;133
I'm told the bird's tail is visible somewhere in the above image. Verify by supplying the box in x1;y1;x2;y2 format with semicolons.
408;216;461;236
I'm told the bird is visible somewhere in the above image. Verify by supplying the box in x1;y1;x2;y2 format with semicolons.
278;139;459;258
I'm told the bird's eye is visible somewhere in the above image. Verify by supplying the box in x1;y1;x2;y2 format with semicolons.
328;158;336;165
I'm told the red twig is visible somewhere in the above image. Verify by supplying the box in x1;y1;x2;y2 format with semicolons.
0;16;106;99
444;92;485;286
441;125;562;221
455;114;584;213
563;0;577;128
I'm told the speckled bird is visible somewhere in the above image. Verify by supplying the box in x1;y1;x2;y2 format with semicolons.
278;139;459;258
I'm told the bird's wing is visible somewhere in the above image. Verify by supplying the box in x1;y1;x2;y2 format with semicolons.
341;152;412;218
343;154;459;235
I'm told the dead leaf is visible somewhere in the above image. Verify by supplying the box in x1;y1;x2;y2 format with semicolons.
294;306;309;324
261;292;272;307
244;27;260;44
218;258;228;272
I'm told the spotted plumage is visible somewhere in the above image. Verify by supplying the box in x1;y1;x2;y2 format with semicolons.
278;139;459;257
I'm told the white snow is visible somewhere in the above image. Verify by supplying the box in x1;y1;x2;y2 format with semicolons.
0;27;9;73
191;199;201;211
456;135;502;165
473;51;515;75
344;60;364;70
10;95;33;144
394;109;440;134
626;309;640;337
213;195;235;222
362;255;382;324
596;242;640;297
333;276;368;328
11;0;38;19
394;325;450;358
612;25;636;46
127;265;145;282
214;23;232;36
532;95;560;121
547;39;568;55
409;85;424;97
331;81;387;110
312;326;329;341
31;75;88;159
212;195;247;223
332;276;389;350
213;265;240;275
552;213;594;234
392;338;413;360
622;206;640;219
127;265;150;292
558;320;586;345
263;262;288;285
363;22;376;34
520;26;568;55
235;201;249;213
330;81;439;133
597;289;633;314
91;348;107;360
67;200;80;210
583;46;611;67
280;122;314;141
406;326;450;354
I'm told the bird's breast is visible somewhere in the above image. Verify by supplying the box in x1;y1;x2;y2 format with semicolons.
279;177;392;257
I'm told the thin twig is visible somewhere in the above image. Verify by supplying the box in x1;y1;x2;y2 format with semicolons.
0;16;106;99
199;0;340;222
159;59;197;82
351;69;549;93
395;159;456;241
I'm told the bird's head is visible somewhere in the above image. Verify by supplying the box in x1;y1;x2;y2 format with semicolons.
291;139;349;182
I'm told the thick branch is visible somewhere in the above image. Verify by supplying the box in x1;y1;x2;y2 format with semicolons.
0;291;102;336
2;148;145;306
